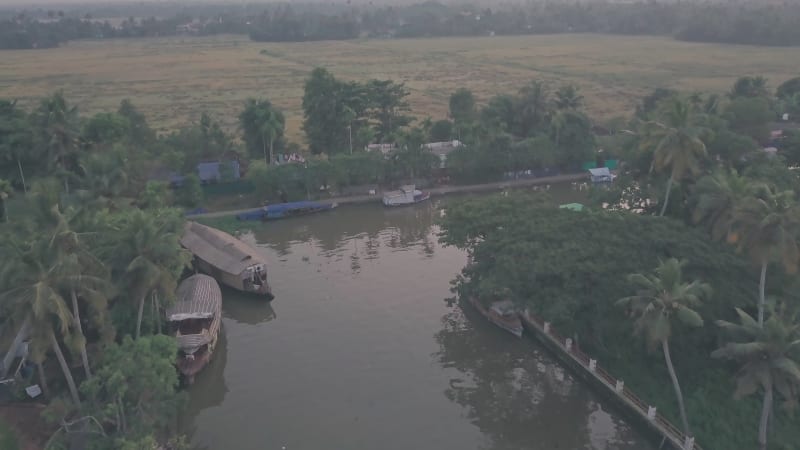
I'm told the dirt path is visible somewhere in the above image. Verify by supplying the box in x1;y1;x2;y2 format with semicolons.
190;173;589;219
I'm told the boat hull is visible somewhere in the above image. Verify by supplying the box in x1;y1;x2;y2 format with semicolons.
383;191;431;207
194;257;274;300
466;297;523;338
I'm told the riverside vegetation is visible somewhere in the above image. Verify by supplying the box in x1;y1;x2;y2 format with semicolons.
1;67;800;448
439;81;800;449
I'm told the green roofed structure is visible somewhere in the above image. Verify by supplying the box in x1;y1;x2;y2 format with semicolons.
559;203;585;212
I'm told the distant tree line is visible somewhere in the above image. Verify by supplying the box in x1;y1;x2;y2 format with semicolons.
4;1;800;50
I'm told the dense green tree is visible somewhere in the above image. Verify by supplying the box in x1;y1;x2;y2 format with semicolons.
776;77;800;100
30;92;81;193
550;110;594;168
723;97;773;143
366;79;412;143
138;181;171;209
303;68;356;155
176;174;203;209
77;149;130;206
239;98;285;165
616;258;710;435
553;84;583;110
392;126;438;180
706;129;758;165
728;187;800;327
117;99;155;146
0;100;33;192
516;80;551;137
480;94;517;134
80;335;184;443
428;119;453;142
81;112;131;148
448;88;477;127
690;169;761;241
781;130;800;167
636;88;677;118
713;306;800;450
641;98;709;216
448;88;478;140
730;76;770;99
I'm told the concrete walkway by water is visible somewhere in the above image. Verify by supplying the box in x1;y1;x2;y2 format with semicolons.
191;172;590;219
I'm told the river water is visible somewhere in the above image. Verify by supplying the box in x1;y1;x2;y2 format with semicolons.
181;189;654;450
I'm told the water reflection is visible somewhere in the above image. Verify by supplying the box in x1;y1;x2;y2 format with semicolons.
221;288;277;325
249;201;441;257
435;305;649;450
180;328;228;443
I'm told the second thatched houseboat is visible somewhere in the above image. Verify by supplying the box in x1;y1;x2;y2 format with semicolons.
181;221;274;299
167;274;222;382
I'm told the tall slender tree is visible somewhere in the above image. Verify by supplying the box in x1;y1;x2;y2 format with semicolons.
30;92;80;193
728;187;800;327
0;232;83;407
616;258;711;435
713;306;800;450
641;98;709;216
690;169;762;241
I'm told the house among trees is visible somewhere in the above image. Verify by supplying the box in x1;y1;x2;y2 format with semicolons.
588;167;615;184
150;160;240;186
197;160;240;183
365;143;396;157
424;140;464;169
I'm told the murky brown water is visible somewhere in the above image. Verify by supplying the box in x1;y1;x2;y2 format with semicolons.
181;189;653;450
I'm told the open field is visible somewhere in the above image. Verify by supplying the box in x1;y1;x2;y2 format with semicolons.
1;34;798;142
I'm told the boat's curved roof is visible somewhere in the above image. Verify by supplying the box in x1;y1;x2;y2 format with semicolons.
166;274;221;321
181;221;268;276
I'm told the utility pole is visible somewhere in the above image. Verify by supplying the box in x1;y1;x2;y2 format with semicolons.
348;124;353;155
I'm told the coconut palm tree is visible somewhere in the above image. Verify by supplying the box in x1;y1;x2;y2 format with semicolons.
640;98;709;216
728;187;800;327
105;209;190;339
691;169;763;241
49;207;113;379
554;84;584;110
0;99;32;192
616;258;711;435
0;234;83;407
712;306;800;450
30;92;80;194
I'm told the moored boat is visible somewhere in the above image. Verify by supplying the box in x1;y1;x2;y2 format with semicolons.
181;221;274;299
382;185;431;206
167;274;222;383
466;297;523;338
236;201;338;221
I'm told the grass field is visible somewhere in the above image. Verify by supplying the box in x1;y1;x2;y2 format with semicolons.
1;34;798;142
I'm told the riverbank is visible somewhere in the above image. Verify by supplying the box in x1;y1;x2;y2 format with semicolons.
190;172;590;219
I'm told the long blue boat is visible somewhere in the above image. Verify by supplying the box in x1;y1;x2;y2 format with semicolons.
236;201;338;221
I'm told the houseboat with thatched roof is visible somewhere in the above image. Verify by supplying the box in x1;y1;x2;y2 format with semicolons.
181;221;274;299
167;274;222;382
